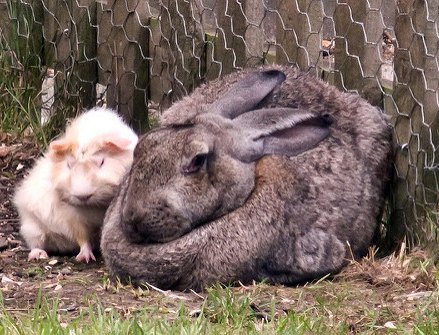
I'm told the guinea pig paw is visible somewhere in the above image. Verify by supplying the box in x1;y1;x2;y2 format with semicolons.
75;243;96;263
28;248;49;261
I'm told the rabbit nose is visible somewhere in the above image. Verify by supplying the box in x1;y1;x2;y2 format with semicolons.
121;203;148;243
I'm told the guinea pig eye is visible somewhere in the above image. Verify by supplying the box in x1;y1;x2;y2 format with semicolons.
66;157;75;169
182;153;208;175
91;155;105;167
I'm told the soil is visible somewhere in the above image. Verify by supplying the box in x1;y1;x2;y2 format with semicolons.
0;132;438;329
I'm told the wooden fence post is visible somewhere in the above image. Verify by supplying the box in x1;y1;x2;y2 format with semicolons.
276;0;323;70
97;0;149;131
387;0;439;247
0;1;43;55
43;0;97;112
147;15;172;111
0;1;10;39
152;0;205;106
333;0;387;107
0;0;44;73
208;0;246;78
243;0;266;66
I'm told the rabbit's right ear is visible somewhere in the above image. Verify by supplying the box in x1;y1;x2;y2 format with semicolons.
210;70;286;119
228;108;333;162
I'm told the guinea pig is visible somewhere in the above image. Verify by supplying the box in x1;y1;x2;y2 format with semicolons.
14;107;138;262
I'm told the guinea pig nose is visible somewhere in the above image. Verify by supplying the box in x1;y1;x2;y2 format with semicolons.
75;194;92;202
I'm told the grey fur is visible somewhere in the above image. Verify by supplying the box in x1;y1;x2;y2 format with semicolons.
101;66;392;291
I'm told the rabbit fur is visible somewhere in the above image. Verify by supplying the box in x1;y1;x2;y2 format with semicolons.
101;65;392;291
14;107;138;262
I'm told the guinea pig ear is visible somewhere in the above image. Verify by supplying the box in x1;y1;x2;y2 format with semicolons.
210;69;286;119
231;108;333;162
102;135;136;153
49;139;72;157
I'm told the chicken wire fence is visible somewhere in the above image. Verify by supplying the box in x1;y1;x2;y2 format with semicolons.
1;0;438;249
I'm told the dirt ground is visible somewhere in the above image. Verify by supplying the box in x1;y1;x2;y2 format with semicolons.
1;132;438;330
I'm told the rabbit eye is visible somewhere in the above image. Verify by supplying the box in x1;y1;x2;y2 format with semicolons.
183;154;207;174
100;158;105;167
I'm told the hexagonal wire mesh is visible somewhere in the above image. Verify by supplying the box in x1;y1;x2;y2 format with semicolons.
0;0;438;249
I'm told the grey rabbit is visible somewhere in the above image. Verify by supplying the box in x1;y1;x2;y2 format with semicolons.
101;65;392;291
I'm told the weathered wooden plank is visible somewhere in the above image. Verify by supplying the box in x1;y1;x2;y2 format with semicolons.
155;0;205;103
97;0;149;131
204;31;221;80
0;2;10;40
333;0;386;107
243;0;266;66
73;0;97;109
209;0;246;78
43;0;97;112
276;0;323;70
386;0;439;248
205;0;275;79
0;0;44;69
147;16;173;111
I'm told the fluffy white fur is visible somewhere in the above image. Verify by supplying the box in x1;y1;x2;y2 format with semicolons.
14;107;138;262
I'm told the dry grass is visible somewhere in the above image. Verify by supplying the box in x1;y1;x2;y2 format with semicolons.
1;245;438;334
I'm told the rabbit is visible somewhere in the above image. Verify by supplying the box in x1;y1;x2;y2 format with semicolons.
100;65;392;291
14;107;138;262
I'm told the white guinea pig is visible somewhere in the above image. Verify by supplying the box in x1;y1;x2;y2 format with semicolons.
14;107;138;262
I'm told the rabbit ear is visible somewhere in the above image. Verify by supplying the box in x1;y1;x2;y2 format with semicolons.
210;70;286;119
229;108;333;162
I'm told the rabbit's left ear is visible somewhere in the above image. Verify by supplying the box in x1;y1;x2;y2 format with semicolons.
228;108;333;162
210;70;286;119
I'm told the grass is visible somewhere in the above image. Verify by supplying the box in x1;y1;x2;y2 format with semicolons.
0;282;438;334
1;248;439;334
0;1;88;149
0;1;48;147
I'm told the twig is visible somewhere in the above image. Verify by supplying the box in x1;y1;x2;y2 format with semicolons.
144;282;191;301
144;281;167;294
5;308;31;312
189;289;205;300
